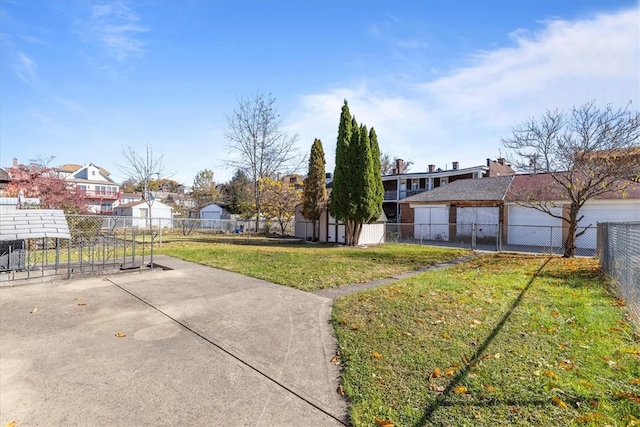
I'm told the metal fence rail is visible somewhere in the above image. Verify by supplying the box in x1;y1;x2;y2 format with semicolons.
1;213;298;283
598;222;640;325
1;214;157;283
384;222;597;256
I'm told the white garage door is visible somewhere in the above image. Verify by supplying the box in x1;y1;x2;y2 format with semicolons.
412;205;449;241
576;202;640;249
507;205;563;247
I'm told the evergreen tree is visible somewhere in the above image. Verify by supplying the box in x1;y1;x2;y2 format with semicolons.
369;127;384;220
302;138;328;241
328;100;352;224
330;101;384;245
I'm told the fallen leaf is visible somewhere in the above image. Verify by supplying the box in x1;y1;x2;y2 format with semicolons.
631;379;640;385
442;333;451;339
454;386;468;394
373;351;383;359
337;384;345;397
551;310;560;318
558;360;573;371
621;348;640;355
431;367;441;378
330;355;339;364
75;297;82;301
375;419;394;427
552;396;568;409
115;332;126;338
77;303;88;307
6;421;17;427
445;368;456;377
616;392;640;403
494;353;501;359
482;384;496;392
544;370;558;379
472;319;482;325
30;308;38;314
616;297;625;307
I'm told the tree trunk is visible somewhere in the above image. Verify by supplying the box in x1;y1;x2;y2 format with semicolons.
563;203;579;257
311;219;317;241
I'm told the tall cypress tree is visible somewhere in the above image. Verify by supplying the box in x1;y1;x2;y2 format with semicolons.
302;139;327;241
368;127;384;222
329;100;352;224
330;100;384;245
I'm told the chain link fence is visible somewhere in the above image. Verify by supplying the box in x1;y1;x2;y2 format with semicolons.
385;222;597;256
598;222;640;325
1;214;297;283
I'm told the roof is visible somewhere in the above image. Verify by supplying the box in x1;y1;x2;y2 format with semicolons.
382;164;489;180
0;168;10;184
402;176;515;204
0;209;71;241
117;200;148;208
505;173;640;202
58;164;83;173
61;163;112;178
117;200;172;209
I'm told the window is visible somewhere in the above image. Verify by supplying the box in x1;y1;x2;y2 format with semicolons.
139;208;148;218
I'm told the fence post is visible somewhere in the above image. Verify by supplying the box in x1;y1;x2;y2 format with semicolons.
471;223;476;249
549;227;554;255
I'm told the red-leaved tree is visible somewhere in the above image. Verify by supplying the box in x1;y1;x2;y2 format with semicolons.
5;163;88;213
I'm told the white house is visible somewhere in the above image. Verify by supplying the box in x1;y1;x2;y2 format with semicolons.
115;200;173;228
56;163;120;215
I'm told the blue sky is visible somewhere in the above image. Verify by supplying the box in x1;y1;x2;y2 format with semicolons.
1;0;638;186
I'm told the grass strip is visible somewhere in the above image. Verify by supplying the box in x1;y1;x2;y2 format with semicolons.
158;238;468;292
332;253;640;426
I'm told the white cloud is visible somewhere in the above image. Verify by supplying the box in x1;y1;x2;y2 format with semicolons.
76;2;148;61
14;52;37;84
289;6;640;173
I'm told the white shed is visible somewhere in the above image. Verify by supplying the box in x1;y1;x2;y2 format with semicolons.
115;200;173;228
200;203;231;220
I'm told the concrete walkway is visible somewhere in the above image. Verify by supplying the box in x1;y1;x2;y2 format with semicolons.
313;253;477;300
0;255;347;426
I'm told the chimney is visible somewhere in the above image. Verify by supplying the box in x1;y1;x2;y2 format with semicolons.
498;158;505;166
395;158;404;175
487;158;491;167
13;158;18;167
428;164;435;173
452;161;459;170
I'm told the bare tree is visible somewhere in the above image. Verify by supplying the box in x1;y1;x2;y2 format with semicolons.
119;144;170;220
224;91;304;231
502;101;640;257
380;152;413;175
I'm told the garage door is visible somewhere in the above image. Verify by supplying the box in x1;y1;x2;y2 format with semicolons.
507;205;562;247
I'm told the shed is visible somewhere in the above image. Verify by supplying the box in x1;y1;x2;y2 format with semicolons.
115;200;173;228
200;203;231;220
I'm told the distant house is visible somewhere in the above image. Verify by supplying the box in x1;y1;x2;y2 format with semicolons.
382;158;514;222
114;200;173;228
56;163;120;215
0;168;10;195
400;173;640;251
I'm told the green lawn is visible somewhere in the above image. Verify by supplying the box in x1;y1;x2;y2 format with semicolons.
332;254;640;426
157;236;469;292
